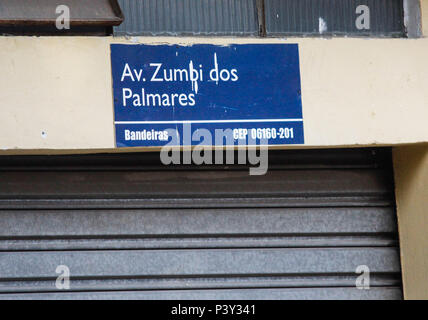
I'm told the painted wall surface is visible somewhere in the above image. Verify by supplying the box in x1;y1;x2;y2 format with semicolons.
393;144;428;300
422;0;428;36
0;36;428;153
0;37;114;152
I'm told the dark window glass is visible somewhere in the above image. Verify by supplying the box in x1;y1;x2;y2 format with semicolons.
114;0;406;38
264;0;405;37
114;0;259;36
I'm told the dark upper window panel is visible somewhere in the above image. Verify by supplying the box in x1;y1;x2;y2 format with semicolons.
264;0;405;37
114;0;259;36
114;0;407;38
0;0;410;37
0;0;124;35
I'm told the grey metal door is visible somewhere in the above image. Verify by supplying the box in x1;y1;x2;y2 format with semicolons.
0;148;402;299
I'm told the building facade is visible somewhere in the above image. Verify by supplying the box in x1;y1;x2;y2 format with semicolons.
0;0;427;299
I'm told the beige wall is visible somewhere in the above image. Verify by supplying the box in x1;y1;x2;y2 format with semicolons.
0;36;428;153
0;37;114;152
422;0;428;36
393;144;428;299
393;1;428;300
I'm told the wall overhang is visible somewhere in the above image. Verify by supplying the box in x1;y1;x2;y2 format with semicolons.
0;36;427;154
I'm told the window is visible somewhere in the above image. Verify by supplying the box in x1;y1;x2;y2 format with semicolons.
0;0;123;35
114;0;412;38
0;0;420;38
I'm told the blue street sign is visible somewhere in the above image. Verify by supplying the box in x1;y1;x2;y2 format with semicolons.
111;43;304;147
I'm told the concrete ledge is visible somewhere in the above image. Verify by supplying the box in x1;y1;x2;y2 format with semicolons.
1;36;428;153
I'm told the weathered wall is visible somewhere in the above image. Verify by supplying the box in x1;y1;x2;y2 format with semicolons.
422;0;428;35
0;36;428;153
0;37;114;152
393;0;428;300
393;144;428;299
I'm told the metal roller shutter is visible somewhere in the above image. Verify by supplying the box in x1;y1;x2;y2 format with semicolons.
0;148;402;299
